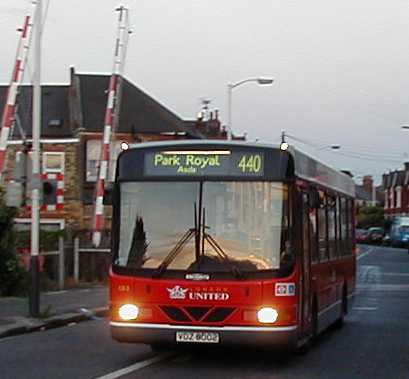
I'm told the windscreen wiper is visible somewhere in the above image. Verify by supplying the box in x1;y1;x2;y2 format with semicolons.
152;203;199;278
201;208;244;279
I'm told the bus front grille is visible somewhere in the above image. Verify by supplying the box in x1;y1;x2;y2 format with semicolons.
160;306;236;323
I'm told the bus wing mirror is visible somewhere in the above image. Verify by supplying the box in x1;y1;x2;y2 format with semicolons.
103;185;114;205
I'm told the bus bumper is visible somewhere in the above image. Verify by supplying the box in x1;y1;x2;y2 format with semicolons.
110;322;298;349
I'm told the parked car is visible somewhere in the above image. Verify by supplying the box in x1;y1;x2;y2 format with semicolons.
382;233;391;246
390;217;409;247
367;227;385;244
356;229;369;243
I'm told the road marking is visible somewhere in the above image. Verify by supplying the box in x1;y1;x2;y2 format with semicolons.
44;290;68;295
353;307;378;311
94;352;175;379
357;284;409;291
381;272;409;277
357;247;375;261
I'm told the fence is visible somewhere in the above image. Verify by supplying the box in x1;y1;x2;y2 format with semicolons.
18;236;65;290
73;235;111;284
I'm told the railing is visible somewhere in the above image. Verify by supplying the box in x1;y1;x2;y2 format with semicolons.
18;237;65;290
73;236;111;284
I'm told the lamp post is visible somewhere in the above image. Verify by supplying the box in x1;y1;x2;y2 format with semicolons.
316;144;341;151
280;131;341;154
227;77;274;140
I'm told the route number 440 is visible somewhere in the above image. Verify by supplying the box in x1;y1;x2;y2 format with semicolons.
238;154;262;173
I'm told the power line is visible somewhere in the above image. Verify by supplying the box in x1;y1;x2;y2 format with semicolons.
283;131;405;163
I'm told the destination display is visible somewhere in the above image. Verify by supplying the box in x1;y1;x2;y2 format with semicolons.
144;150;264;177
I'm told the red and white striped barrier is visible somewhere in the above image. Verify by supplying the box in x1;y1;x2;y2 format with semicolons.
92;7;131;247
41;172;64;211
0;4;37;180
26;173;65;212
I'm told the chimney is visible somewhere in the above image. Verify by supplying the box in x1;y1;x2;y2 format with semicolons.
363;175;373;194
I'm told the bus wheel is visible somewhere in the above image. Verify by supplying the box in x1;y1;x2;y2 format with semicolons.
334;287;347;329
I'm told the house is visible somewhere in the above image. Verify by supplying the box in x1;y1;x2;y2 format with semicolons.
355;175;384;210
0;67;228;237
383;163;409;218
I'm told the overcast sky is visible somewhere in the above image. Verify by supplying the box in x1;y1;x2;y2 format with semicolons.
1;0;409;184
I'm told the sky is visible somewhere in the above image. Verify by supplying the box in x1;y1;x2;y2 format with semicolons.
1;0;409;184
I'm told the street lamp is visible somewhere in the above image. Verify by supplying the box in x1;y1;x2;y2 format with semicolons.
227;77;274;140
280;131;341;154
316;144;341;151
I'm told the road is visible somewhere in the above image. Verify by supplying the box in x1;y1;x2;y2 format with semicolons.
1;245;408;379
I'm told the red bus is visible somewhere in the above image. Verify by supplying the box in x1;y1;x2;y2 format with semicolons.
108;141;356;351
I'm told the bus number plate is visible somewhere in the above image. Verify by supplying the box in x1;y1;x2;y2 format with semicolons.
176;331;219;344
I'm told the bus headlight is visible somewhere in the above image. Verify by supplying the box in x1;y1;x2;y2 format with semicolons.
257;307;278;323
118;304;139;320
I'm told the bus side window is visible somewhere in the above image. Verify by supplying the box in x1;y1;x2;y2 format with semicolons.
336;197;342;256
309;193;319;264
347;199;354;255
302;193;310;260
327;195;337;260
318;191;328;261
340;197;348;256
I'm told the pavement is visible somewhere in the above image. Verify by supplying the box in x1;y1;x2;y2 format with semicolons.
0;285;108;338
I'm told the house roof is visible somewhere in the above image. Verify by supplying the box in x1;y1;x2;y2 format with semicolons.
0;85;72;139
76;73;201;138
0;70;203;140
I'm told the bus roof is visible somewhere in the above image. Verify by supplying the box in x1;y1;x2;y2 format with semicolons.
127;140;355;197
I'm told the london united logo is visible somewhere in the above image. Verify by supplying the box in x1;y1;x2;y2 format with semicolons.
167;285;189;300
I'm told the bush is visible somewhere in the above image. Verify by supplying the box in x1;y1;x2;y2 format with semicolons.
357;205;386;229
0;188;26;296
15;229;65;251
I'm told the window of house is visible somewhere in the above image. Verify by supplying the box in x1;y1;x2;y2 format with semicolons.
48;119;63;127
396;187;402;208
86;140;122;182
43;152;64;173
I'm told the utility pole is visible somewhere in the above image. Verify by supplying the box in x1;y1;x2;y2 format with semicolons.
30;0;42;318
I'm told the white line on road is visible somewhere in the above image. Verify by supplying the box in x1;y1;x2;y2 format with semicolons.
357;247;375;261
44;290;68;295
357;284;409;291
353;307;378;311
94;352;175;379
381;272;409;277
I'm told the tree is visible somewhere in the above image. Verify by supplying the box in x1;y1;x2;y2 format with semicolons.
356;205;385;229
0;187;25;296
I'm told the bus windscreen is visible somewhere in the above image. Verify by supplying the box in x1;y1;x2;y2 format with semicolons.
116;181;291;274
144;150;264;177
